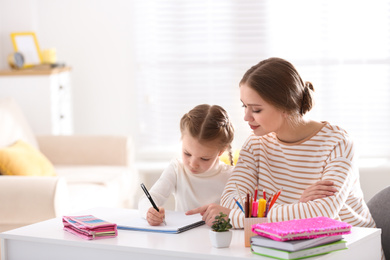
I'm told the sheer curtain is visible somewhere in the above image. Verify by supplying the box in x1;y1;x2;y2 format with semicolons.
133;0;390;160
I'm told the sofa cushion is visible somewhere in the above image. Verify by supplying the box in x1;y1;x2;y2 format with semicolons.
0;140;56;176
0;98;38;149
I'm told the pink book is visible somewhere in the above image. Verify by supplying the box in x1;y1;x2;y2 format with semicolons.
63;215;118;240
251;216;351;241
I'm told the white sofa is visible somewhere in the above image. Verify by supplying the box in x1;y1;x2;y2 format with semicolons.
0;98;138;233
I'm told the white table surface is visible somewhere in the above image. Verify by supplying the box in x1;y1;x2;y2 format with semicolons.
0;207;382;260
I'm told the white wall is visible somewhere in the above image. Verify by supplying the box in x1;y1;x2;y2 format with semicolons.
0;0;138;137
360;160;390;202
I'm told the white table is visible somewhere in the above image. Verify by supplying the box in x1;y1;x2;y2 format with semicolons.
0;207;382;260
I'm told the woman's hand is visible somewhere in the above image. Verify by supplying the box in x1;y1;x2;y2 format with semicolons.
146;207;165;226
185;204;231;227
299;180;337;203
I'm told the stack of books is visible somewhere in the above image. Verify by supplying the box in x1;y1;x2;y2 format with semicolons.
250;217;351;260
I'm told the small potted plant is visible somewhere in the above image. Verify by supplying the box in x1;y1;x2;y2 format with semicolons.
209;212;233;248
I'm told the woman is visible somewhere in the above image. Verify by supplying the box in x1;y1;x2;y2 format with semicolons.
187;57;375;231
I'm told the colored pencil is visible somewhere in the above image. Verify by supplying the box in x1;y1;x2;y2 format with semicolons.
269;188;283;209
235;183;245;212
254;188;258;202
233;197;245;214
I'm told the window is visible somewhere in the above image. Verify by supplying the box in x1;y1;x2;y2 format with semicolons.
133;0;390;160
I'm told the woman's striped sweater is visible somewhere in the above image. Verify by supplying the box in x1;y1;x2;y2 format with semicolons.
221;122;376;229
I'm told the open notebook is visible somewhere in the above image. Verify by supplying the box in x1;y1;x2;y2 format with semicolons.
110;210;205;234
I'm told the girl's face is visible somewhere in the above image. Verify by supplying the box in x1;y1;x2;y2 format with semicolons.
240;83;286;136
181;132;224;174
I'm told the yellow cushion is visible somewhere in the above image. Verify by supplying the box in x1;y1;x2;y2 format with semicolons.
0;140;56;176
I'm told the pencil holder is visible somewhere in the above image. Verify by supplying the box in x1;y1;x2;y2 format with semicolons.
244;217;267;247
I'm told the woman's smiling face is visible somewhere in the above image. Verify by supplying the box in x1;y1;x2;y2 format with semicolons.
240;83;286;137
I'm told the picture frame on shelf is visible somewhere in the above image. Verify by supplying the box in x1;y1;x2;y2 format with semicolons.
10;32;42;68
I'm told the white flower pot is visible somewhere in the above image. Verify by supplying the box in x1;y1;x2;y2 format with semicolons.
209;230;232;248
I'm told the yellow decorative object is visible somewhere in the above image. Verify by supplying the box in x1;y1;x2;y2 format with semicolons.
0;140;56;176
220;149;240;166
41;48;57;64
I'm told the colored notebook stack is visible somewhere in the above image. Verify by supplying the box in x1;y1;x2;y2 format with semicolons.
63;215;118;240
250;217;351;260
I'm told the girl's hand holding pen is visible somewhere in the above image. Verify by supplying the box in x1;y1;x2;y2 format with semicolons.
146;207;166;226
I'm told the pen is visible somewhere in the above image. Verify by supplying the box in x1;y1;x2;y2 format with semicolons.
233;197;245;214
263;188;266;200
258;198;266;217
251;200;258;217
235;183;245;212
140;183;166;225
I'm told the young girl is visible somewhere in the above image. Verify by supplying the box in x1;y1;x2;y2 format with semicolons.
138;104;235;226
